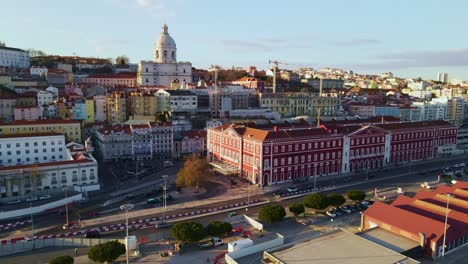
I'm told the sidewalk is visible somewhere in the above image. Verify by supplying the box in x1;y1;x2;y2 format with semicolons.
85;154;468;228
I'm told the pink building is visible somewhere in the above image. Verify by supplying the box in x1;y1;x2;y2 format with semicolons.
83;73;137;88
13;106;40;121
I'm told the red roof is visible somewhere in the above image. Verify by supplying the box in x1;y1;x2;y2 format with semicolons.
0;132;63;139
0;119;80;126
0;159;95;172
86;73;136;79
183;130;207;139
374;120;453;130
364;201;447;242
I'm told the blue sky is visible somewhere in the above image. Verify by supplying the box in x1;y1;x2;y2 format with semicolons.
2;0;468;80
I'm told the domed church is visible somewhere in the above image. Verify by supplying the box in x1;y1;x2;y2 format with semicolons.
137;24;192;87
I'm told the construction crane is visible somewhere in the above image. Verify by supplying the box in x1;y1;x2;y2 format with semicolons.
208;65;222;91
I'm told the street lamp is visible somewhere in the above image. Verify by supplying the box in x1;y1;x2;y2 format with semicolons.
62;186;69;229
30;203;34;236
441;194;452;258
120;203;134;264
161;175;168;223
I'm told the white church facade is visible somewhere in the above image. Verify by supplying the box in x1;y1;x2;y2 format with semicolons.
137;24;192;87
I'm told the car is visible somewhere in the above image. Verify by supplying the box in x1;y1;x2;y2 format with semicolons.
23;237;36;242
155;222;172;229
298;219;310;225
227;212;237;217
354;203;366;211
348;204;358;212
339;205;352;214
242;231;253;238
84;230;100;238
326;210;337;218
147;198;159;204
333;209;343;216
273;190;285;196
287;187;299;193
7;200;21;205
39;194;52;200
26;197;38;202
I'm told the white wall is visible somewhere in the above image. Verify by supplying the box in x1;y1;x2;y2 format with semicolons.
226;233;284;259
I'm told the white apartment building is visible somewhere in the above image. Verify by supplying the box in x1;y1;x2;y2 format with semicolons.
30;66;48;76
0;42;30;68
0;133;67;167
94;95;107;122
95;122;173;162
155;89;197;112
0;133;99;198
412;100;447;121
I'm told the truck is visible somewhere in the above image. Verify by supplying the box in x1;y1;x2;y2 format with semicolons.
199;237;224;249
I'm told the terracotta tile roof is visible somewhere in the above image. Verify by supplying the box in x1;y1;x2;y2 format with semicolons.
374;120;453;130
364;201;447;242
183;130;207;139
0;119;80;126
0;132;63;139
0;159;95;172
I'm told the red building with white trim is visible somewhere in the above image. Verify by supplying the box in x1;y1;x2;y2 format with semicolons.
207;119;457;186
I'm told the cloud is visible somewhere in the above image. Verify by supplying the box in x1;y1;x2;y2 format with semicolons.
334;38;382;46
135;0;175;17
346;48;468;70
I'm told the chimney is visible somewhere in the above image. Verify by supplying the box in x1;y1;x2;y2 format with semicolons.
273;126;278;132
418;233;426;248
319;78;323;96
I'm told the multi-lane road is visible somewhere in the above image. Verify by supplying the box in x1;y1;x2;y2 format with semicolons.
2;154;467;240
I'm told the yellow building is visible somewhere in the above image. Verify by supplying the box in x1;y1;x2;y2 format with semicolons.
106;92;127;124
85;98;95;124
0;119;82;142
0;74;13;88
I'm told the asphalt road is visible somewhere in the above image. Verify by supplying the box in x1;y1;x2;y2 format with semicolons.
3;154;467;239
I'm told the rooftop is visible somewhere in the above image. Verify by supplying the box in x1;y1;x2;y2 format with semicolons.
0;119;80;126
265;230;419;264
0;132;63;139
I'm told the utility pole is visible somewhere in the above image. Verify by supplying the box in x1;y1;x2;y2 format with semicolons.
120;203;134;264
29;203;34;236
442;194;452;258
162;175;168;222
62;186;69;229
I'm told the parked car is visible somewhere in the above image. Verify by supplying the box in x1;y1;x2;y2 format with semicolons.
326;210;337;218
84;230;100;238
155;222;172;229
287;187;299;193
39;194;52;200
7;200;21;205
227;212;237;217
348;204;358;212
200;237;224;249
333;208;343;216
339;205;352;214
163;161;173;168
26;197;38;202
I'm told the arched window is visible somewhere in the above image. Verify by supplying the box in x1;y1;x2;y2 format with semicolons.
163;50;167;58
156;50;159;59
171;51;175;59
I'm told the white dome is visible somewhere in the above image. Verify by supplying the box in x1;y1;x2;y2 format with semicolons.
156;24;176;49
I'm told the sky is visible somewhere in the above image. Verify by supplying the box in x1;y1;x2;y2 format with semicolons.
2;0;468;80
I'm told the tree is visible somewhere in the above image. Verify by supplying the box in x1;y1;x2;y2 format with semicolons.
115;55;130;65
345;190;366;201
170;222;206;243
326;193;345;207
27;48;46;57
49;256;74;264
206;221;232;237
176;155;214;190
258;204;286;224
303;193;328;210
88;240;126;263
289;202;305;216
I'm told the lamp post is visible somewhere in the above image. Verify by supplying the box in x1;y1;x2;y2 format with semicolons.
120;203;134;264
441;194;452;258
161;175;168;223
62;186;69;229
246;180;250;211
29;203;34;236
